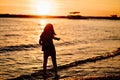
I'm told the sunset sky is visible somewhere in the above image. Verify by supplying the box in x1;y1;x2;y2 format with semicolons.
0;0;120;16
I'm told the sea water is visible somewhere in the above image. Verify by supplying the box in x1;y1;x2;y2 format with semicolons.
0;18;120;79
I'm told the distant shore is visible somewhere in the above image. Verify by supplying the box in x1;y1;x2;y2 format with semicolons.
0;14;66;18
0;14;120;20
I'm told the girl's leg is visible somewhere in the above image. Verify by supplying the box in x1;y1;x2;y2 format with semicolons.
51;49;58;76
43;51;49;75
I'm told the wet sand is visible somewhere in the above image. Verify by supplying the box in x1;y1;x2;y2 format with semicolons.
8;48;120;80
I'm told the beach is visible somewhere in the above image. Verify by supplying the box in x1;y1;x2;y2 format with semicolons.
0;18;120;80
8;48;120;80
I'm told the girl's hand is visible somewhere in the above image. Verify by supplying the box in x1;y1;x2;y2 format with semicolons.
54;37;60;41
39;38;42;45
56;38;60;41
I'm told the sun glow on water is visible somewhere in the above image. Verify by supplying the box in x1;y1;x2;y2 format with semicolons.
40;19;46;28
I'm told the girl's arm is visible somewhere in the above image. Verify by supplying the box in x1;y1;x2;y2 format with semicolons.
53;37;60;41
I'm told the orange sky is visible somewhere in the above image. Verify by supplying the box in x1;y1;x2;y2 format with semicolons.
0;0;120;16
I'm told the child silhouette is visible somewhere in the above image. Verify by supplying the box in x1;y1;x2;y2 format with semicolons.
39;23;60;78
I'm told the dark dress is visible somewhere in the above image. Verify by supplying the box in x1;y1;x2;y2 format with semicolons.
40;32;55;51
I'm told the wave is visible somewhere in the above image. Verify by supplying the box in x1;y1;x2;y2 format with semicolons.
104;36;120;40
8;48;120;80
0;44;39;53
0;41;77;53
57;48;120;70
4;34;22;37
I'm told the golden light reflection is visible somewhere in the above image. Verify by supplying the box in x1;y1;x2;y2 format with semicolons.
40;19;46;29
34;1;53;15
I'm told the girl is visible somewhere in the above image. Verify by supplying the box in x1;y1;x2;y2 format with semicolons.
39;23;60;78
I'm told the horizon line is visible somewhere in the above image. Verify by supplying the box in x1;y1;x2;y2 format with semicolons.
0;14;120;20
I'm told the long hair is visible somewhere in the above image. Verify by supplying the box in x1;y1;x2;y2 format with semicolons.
43;23;56;35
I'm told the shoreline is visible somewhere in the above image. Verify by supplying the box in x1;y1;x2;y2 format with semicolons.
0;14;120;20
8;48;120;80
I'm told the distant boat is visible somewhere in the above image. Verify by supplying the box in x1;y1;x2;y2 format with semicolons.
67;12;87;19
